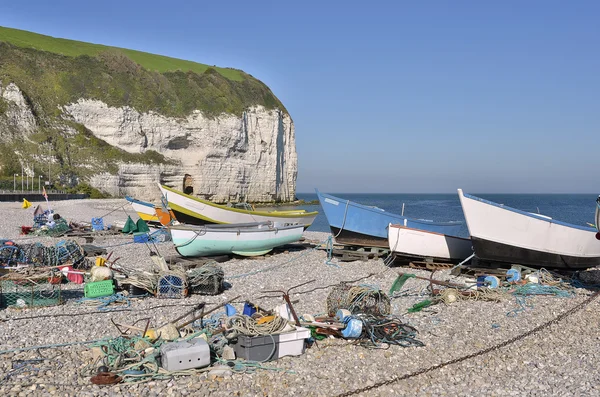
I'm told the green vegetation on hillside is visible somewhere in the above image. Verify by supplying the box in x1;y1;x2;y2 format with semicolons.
0;26;243;81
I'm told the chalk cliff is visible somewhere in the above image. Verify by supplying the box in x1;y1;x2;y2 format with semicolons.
0;26;297;202
64;100;297;202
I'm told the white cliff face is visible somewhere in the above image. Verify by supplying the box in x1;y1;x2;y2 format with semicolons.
64;100;297;202
0;82;37;136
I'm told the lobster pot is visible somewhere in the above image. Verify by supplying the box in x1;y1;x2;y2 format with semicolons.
54;240;85;267
0;242;20;266
326;284;391;317
156;273;188;299
187;264;224;296
1;277;62;309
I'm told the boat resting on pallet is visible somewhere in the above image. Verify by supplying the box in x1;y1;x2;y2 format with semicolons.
316;190;463;248
159;184;318;229
388;224;472;262
126;196;176;226
458;189;600;269
170;222;305;257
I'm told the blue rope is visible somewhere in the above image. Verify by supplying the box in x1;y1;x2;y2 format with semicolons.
76;293;131;311
324;235;340;268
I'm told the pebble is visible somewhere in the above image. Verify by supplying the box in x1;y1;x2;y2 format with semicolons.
0;199;598;396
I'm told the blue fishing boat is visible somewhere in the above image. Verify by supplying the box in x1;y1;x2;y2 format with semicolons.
316;190;463;248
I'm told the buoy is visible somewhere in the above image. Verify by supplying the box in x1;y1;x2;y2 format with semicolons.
302;314;315;322
525;275;539;284
506;269;521;282
341;318;362;338
484;276;500;289
335;309;352;321
225;304;237;317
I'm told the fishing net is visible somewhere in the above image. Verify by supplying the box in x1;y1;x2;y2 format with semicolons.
0;273;63;308
156;270;188;299
327;284;391;317
186;263;224;295
0;240;87;269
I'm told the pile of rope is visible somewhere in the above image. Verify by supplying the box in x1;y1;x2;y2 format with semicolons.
76;292;131;311
225;314;291;338
356;315;424;348
186;263;224;295
122;270;159;295
327;284;391;317
436;287;506;305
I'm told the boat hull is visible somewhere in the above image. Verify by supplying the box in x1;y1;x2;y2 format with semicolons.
126;196;160;223
160;185;318;229
388;224;472;262
458;189;600;269
170;223;304;257
316;190;463;248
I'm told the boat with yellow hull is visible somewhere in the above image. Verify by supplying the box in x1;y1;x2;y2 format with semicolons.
159;184;318;229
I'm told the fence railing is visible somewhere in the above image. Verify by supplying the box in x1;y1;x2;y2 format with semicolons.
0;190;68;194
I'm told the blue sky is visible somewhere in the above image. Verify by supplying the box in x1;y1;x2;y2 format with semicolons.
1;1;598;193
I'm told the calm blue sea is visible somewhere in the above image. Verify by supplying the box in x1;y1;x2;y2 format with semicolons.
285;193;599;238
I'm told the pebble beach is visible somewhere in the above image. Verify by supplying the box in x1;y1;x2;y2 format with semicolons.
1;198;599;397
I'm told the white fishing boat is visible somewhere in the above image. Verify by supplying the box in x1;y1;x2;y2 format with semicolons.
387;224;472;262
170;221;305;257
159;184;318;229
458;189;600;269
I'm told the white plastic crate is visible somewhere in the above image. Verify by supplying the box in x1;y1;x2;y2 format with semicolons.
278;326;310;357
233;326;310;361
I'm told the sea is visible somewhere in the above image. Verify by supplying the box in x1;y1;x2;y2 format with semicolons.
281;193;600;238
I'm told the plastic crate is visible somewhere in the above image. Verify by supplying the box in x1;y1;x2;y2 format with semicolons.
133;232;149;243
91;217;104;232
233;327;309;362
84;280;114;298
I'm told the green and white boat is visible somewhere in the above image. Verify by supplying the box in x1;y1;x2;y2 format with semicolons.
159;184;318;229
170;221;305;257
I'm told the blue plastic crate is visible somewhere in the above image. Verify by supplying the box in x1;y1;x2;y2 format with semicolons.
91;217;104;232
133;232;149;243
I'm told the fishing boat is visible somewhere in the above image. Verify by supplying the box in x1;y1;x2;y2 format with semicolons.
388;224;472;262
170;222;304;257
125;196;176;226
159;184;318;229
126;196;160;224
458;189;600;269
316;190;463;248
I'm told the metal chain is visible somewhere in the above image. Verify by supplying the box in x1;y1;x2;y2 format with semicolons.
336;290;600;397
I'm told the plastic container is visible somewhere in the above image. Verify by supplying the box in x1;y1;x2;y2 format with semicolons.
91;217;104;231
133;232;149;243
233;326;310;362
84;280;115;298
160;338;210;371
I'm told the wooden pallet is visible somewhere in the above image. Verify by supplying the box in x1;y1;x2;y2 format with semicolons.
165;255;230;269
408;261;456;271
326;245;390;262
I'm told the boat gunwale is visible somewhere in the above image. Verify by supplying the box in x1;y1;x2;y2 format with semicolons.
388;223;471;241
126;196;156;209
169;223;305;234
460;189;597;233
161;185;319;218
316;190;464;227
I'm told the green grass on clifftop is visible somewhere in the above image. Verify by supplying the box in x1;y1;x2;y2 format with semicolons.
0;26;243;81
